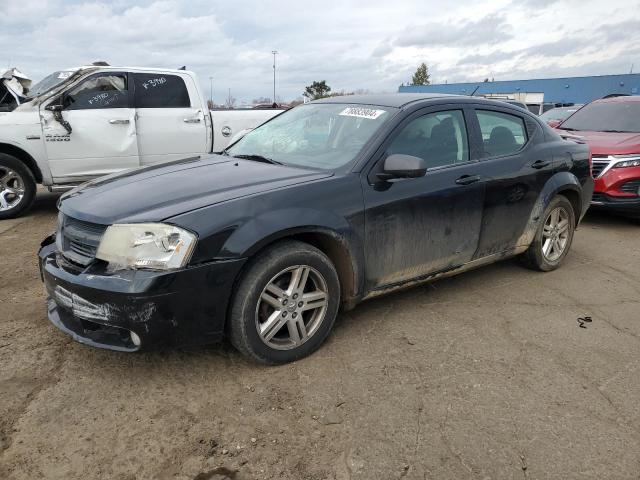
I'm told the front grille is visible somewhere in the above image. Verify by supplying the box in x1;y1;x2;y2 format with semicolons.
591;155;611;178
620;180;640;195
59;214;108;266
69;240;96;258
591;193;607;203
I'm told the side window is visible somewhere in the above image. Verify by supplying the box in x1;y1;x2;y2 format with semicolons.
64;74;129;110
476;110;527;157
387;110;469;169
133;73;190;108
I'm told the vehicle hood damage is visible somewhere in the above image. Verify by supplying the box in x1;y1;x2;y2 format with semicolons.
59;154;333;225
0;68;31;112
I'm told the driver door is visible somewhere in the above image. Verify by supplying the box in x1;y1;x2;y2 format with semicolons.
42;72;139;182
362;107;485;289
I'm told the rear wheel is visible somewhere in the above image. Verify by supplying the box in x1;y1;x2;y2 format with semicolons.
0;154;36;220
228;240;340;364
520;195;575;271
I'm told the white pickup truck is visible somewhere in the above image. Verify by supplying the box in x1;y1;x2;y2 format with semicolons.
0;65;283;218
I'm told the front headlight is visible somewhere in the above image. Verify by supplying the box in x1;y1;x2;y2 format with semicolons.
96;223;197;270
613;155;640;169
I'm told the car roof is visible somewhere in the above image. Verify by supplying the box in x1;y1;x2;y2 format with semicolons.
593;95;640;104
312;93;461;108
73;65;194;75
311;93;537;111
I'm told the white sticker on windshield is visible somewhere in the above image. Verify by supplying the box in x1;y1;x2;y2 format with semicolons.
339;107;386;119
57;72;73;79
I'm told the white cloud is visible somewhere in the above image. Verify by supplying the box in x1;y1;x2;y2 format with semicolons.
0;0;638;103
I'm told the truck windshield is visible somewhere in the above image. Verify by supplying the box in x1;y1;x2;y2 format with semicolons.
27;70;78;98
226;103;394;170
559;101;640;133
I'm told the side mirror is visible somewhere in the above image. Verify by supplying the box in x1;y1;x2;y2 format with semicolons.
45;104;63;112
377;154;427;181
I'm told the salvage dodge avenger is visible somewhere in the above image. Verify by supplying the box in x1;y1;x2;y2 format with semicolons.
39;94;594;364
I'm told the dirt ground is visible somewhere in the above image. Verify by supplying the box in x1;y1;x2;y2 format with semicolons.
0;191;639;480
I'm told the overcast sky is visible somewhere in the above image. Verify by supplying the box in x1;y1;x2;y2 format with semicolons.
1;0;639;104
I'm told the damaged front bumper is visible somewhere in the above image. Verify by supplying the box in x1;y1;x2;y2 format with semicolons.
38;235;246;351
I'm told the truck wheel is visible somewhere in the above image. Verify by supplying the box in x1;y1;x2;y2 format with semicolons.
0;154;36;220
520;195;576;271
228;240;340;364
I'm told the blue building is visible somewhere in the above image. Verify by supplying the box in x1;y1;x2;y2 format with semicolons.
398;73;640;106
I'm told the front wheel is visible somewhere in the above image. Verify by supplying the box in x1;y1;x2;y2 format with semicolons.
0;154;36;220
228;240;340;364
520;195;576;271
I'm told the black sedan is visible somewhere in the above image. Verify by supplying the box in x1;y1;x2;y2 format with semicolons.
39;94;593;364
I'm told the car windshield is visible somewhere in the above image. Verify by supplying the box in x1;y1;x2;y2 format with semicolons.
559;101;640;132
226;103;394;169
540;107;579;122
27;70;78;98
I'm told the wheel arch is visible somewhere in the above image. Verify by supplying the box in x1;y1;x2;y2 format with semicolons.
231;226;361;310
549;171;584;224
0;143;43;183
555;188;581;225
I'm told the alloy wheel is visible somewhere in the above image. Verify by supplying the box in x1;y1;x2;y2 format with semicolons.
255;265;329;350
0;167;25;212
541;206;570;262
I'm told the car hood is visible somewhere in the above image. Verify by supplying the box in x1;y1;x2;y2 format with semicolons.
59;155;332;224
559;130;640;155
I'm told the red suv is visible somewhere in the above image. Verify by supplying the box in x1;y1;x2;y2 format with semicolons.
555;96;640;220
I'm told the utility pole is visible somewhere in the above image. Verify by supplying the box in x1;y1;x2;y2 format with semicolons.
272;50;278;105
209;76;213;105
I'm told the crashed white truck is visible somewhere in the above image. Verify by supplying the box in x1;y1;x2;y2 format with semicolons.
0;65;283;218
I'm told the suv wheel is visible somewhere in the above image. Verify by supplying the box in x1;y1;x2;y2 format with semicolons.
521;195;576;271
0;154;36;220
228;240;340;364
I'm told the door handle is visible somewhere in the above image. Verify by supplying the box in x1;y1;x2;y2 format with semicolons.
183;118;202;123
455;174;481;185
531;160;550;169
109;119;130;125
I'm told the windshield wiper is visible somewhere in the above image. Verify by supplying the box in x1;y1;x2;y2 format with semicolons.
232;154;283;165
601;129;633;133
558;127;580;131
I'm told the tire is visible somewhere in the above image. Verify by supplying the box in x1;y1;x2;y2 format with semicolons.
228;240;340;364
520;195;576;271
0;154;36;220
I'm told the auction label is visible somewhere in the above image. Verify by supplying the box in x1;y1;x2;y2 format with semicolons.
339;107;386;119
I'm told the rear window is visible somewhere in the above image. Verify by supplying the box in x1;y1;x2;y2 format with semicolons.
560;101;640;133
476;110;527;157
133;73;190;108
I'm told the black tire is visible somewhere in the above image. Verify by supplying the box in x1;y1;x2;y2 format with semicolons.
0;153;36;220
228;240;340;364
520;195;576;271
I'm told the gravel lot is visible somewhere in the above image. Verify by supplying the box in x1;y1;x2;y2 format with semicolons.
1;192;639;480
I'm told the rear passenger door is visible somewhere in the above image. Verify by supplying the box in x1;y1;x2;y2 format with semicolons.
469;107;555;257
133;72;207;165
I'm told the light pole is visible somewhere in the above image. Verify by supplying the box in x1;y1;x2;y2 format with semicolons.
272;50;278;105
209;76;213;106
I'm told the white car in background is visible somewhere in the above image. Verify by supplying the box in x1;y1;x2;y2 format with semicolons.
0;65;283;218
